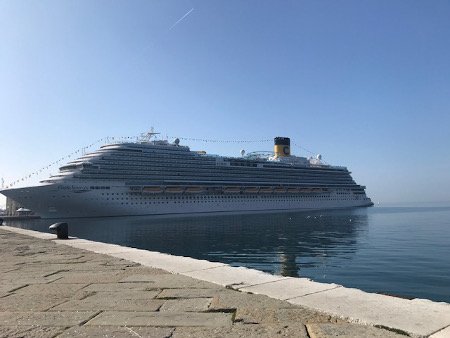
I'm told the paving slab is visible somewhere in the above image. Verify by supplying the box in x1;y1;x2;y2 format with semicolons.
41;261;163;274
209;289;297;311
306;323;407;338
14;283;89;297
0;311;98;326
14;254;88;265
172;324;309;338
57;326;175;338
0;284;28;293
51;270;135;284
81;254;142;264
0;326;66;338
160;298;212;312
95;290;161;299
109;249;227;273
8;265;70;274
53;263;142;272
289;286;450;337
15;262;126;273
83;282;153;292
0;294;67;311
87;311;233;327
157;288;223;299
235;307;339;325
239;278;340;300
1;268;63;278
0;266;20;273
52;295;164;312
120;273;223;289
0;275;61;285
183;265;291;288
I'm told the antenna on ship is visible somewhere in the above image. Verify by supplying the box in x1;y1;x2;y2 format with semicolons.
140;127;160;143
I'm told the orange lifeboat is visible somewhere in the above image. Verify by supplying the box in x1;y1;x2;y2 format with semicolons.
244;187;260;193
142;186;163;194
273;187;287;193
185;186;206;193
287;187;300;193
165;186;185;193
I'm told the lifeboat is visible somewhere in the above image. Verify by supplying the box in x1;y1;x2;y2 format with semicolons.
300;188;312;193
287;187;300;193
142;186;163;194
312;188;323;193
165;186;185;193
185;186;206;193
273;187;286;193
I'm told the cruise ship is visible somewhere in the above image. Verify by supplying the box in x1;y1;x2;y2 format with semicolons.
0;134;373;218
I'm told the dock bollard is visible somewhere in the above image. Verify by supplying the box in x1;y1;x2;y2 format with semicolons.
49;222;69;239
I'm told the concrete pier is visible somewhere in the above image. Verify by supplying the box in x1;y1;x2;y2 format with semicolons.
0;225;449;337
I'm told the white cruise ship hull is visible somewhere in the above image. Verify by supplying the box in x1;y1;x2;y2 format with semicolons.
2;183;373;219
2;137;374;218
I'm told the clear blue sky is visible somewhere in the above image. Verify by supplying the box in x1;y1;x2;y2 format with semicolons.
1;0;450;208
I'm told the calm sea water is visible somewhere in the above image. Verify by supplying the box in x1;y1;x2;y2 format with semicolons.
4;204;450;303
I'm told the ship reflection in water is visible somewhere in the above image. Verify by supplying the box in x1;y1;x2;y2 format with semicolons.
5;208;367;279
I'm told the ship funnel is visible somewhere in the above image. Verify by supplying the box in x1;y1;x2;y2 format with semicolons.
274;137;290;157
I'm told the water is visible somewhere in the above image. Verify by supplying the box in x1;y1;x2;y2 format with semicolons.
4;205;450;303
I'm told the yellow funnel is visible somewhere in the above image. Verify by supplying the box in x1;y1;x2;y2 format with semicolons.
274;137;290;157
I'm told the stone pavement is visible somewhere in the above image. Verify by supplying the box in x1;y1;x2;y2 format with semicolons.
0;228;426;337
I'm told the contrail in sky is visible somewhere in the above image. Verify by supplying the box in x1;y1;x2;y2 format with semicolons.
169;8;194;30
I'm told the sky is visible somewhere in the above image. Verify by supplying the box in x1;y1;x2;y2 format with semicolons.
1;0;450;208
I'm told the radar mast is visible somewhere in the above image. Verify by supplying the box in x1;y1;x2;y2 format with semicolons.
140;127;160;143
